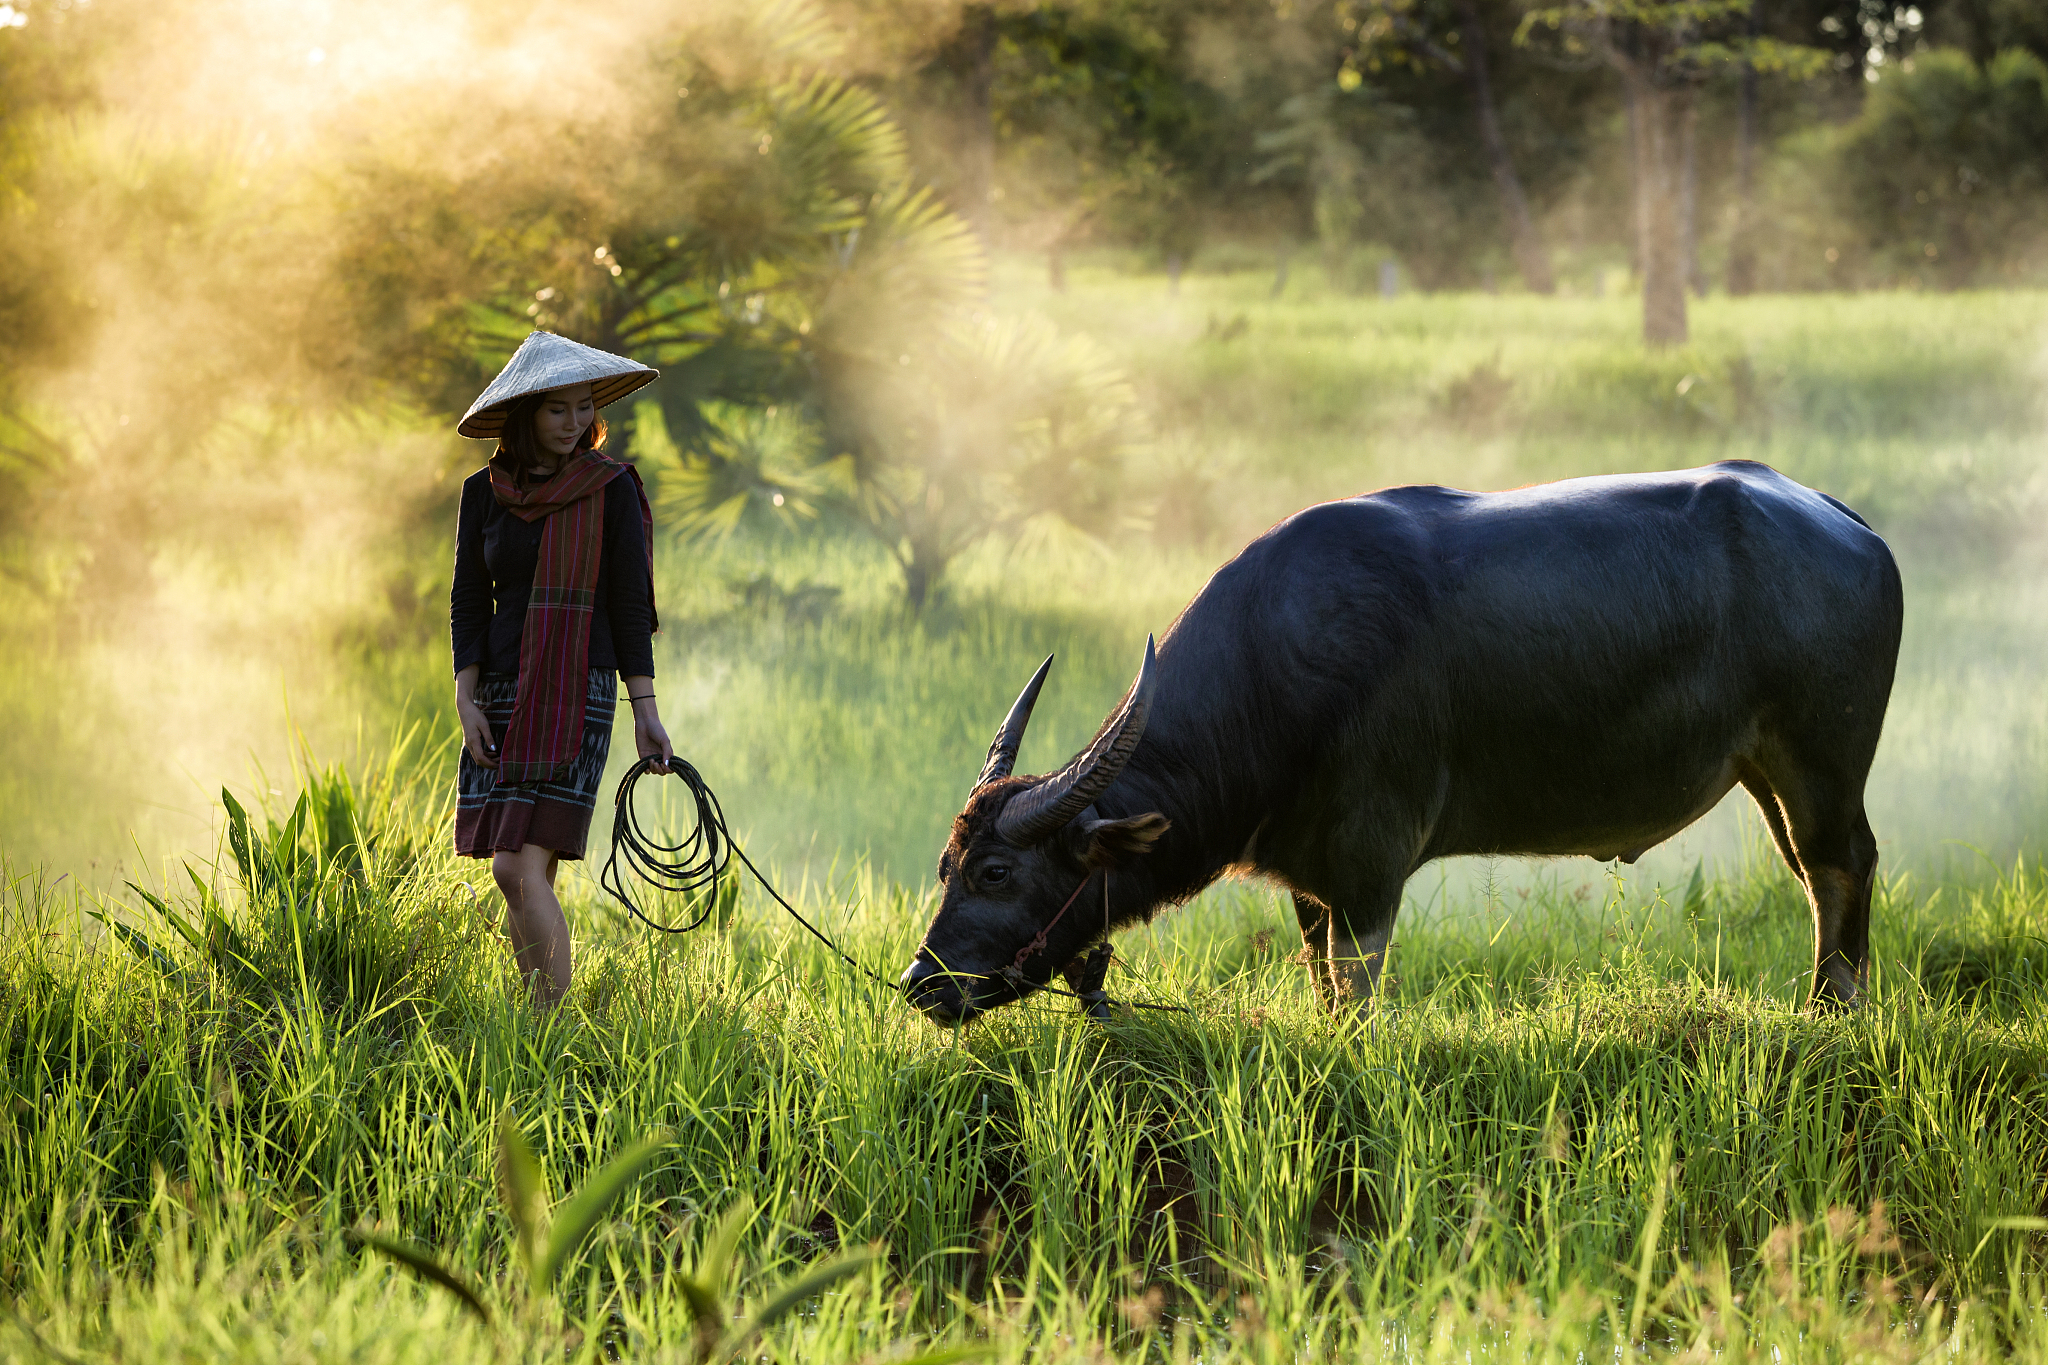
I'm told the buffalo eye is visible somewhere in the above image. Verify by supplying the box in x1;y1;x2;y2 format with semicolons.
981;863;1010;886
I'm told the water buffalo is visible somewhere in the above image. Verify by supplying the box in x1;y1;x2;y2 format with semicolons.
900;460;1903;1023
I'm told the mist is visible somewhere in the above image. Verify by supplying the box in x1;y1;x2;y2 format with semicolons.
1;0;2044;906
0;0;813;878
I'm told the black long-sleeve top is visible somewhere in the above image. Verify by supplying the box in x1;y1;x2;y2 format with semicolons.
450;467;657;679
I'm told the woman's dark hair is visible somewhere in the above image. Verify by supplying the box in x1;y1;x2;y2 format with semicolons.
494;389;607;484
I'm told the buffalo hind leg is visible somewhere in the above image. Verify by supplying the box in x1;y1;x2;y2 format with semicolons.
1745;754;1879;1008
1736;760;1799;876
1802;808;1877;1007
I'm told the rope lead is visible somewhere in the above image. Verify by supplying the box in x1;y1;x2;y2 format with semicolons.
599;756;899;991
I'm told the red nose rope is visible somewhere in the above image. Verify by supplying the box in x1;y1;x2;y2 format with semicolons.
1010;871;1100;973
997;870;1189;1016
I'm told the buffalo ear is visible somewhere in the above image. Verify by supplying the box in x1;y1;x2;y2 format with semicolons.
1076;812;1171;868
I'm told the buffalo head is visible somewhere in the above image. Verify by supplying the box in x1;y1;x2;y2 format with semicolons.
901;638;1171;1023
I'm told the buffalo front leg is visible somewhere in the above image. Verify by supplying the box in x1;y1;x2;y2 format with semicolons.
1060;941;1115;1021
1331;918;1394;1005
1292;893;1336;1009
1293;888;1397;1011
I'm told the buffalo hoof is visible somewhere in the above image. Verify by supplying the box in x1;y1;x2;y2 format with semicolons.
1808;982;1865;1012
1809;960;1867;1011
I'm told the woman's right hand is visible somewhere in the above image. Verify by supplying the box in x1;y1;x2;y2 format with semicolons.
459;700;499;767
455;667;499;768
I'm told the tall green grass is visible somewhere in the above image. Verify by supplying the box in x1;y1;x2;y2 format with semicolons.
5;752;2044;1362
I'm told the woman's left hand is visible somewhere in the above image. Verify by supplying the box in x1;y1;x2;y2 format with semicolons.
629;693;673;774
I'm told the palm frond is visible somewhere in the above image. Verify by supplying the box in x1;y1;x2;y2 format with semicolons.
769;74;910;202
640;401;846;542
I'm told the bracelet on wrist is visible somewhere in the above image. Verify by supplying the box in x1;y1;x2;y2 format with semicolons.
628;692;655;703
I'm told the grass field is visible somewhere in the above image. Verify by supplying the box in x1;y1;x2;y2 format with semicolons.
3;272;2047;1361
5;762;2046;1362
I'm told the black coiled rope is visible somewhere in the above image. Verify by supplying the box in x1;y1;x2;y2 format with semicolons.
600;756;897;988
599;757;729;932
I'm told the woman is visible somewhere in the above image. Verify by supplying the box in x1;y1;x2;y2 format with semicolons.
449;331;673;1007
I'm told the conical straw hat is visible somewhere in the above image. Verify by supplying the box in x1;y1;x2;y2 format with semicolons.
457;331;660;439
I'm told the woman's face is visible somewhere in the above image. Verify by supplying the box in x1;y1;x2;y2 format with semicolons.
531;383;596;462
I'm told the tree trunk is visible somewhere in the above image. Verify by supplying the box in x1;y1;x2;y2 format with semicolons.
1628;71;1690;345
1625;81;1646;277
1951;0;1998;67
897;521;956;608
952;5;998;245
1679;92;1702;295
1725;6;1762;296
1455;0;1555;293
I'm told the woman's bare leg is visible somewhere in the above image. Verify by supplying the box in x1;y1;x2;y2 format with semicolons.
492;843;571;1007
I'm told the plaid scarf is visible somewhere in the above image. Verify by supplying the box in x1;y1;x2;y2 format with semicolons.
490;450;657;785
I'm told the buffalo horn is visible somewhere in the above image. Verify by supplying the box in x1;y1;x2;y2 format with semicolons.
996;635;1158;846
976;654;1055;789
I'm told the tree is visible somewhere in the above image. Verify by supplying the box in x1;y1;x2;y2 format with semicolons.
833;312;1144;607
1835;47;2048;285
1919;0;2048;68
322;4;1152;610
1520;1;1825;341
1341;0;1560;291
657;312;1145;609
1521;2;1726;340
977;5;1219;281
1253;86;1371;287
638;402;850;543
326;29;983;450
321;0;1131;610
1452;0;1561;292
0;2;109;557
940;3;1002;244
1725;0;1764;293
856;0;1314;274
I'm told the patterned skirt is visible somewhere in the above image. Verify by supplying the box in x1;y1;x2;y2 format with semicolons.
455;669;616;861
